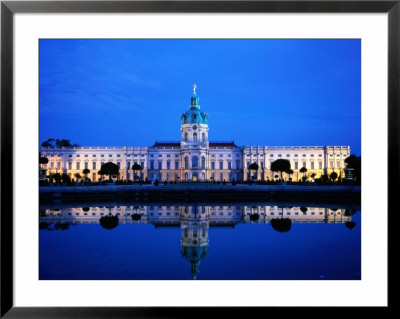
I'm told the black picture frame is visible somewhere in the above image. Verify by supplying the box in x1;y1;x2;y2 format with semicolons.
1;0;396;317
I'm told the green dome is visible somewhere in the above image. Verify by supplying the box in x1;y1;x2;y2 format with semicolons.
181;86;208;125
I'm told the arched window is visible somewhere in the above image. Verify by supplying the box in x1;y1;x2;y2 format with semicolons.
192;156;198;168
202;133;205;141
193;133;197;142
184;157;189;169
201;156;205;169
184;133;188;142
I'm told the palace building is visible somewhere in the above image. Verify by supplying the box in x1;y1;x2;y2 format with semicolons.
40;85;350;182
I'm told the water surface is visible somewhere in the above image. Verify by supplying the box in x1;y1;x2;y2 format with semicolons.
39;203;361;280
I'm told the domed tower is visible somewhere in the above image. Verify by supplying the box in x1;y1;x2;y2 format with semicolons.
180;205;210;279
180;85;209;181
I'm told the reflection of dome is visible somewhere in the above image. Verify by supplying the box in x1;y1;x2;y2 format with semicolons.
181;245;209;279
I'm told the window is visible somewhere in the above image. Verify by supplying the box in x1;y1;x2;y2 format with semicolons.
220;173;223;181
184;133;188;141
127;161;130;169
311;154;314;157
76;162;80;170
175;161;179;169
330;160;334;168
294;154;298;157
211;162;215;169
287;154;290;157
167;161;170;169
193;133;197;142
319;154;322;157
236;160;240;169
68;162;72;170
337;160;340;168
117;162;121;168
158;161;162;169
92;162;96;170
270;154;274;157
219;154;223;157
192;156;198;168
93;155;96;157
57;162;61;169
202;133;205;141
101;155;104;157
311;161;314;169
184;157;189;169
260;161;264;169
109;154;112;157
303;161;306;168
219;161;223;169
201;157;205;169
278;154;282;157
69;155;72;158
150;160;154;170
85;162;89;169
76;155;80;157
85;155;88;157
319;161;323;169
117;154;121;157
303;154;306;157
247;161;250;168
295;162;298;169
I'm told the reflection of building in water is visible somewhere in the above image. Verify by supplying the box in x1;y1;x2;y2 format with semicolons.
40;205;351;225
180;205;209;279
40;205;354;279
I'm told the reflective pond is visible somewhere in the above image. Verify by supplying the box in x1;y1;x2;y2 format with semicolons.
39;203;361;280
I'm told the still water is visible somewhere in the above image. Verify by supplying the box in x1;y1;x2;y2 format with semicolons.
39;203;361;280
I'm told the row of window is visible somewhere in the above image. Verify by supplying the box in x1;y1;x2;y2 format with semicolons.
47;158;343;171
183;132;206;142
46;153;146;158
245;160;343;169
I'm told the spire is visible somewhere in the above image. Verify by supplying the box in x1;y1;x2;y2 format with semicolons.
190;84;200;109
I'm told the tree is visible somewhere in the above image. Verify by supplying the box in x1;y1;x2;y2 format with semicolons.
286;169;294;181
311;173;316;180
55;139;72;147
271;207;292;232
82;168;90;179
99;162;120;181
271;159;291;181
99;215;119;230
131;163;142;180
52;173;62;183
41;138;79;148
39;156;48;167
41;138;55;148
61;173;71;183
249;162;259;180
300;167;308;181
345;221;356;230
74;173;82;182
344;154;361;183
330;171;338;182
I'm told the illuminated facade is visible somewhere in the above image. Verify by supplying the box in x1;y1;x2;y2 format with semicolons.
40;85;350;182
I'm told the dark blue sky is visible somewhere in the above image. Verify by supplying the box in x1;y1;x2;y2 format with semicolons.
39;39;361;155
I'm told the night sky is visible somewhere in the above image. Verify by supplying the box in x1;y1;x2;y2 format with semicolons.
39;39;361;155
